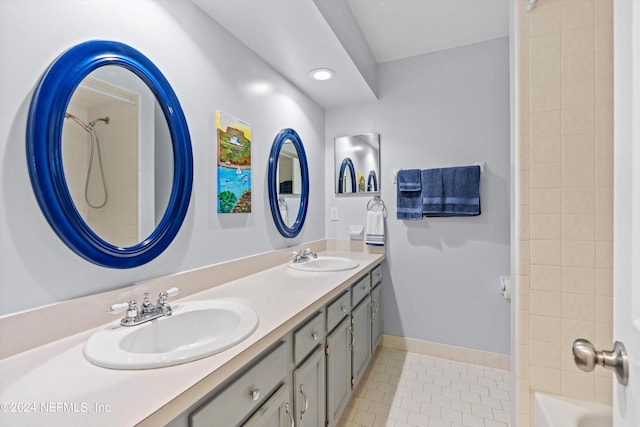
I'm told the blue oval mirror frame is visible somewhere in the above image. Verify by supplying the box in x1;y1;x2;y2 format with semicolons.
337;157;356;193
26;40;193;268
268;128;309;238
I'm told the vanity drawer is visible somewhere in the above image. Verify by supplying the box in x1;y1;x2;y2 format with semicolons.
294;311;325;365
190;341;288;427
326;290;350;332
371;264;383;286
351;275;371;306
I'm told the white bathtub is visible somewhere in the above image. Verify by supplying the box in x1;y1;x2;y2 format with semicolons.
534;393;612;427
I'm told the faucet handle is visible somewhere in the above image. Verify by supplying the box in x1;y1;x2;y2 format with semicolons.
158;287;180;304
108;301;139;325
107;302;131;314
164;287;180;297
157;288;179;316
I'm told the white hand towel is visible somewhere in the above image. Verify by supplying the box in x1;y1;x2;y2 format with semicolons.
364;210;385;246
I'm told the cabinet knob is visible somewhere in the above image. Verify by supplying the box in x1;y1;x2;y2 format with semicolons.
312;331;319;341
249;388;261;401
340;304;347;313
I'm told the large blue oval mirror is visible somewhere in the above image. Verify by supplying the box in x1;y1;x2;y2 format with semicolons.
268;128;309;238
26;40;193;268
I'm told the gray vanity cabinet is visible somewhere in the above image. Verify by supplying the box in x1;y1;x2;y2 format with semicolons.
351;294;372;389
177;262;384;427
292;311;325;427
370;264;383;354
189;342;289;427
325;317;351;427
242;384;294;427
293;347;325;427
324;264;383;426
371;283;383;352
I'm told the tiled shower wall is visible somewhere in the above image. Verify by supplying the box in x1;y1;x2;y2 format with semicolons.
514;0;614;425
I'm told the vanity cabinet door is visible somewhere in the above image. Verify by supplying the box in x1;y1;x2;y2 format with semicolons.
242;384;294;427
371;283;383;352
326;317;351;427
294;312;325;365
293;347;325;427
351;295;371;389
371;264;383;287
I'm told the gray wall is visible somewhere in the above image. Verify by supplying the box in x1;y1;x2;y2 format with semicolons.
0;0;325;315
325;38;511;354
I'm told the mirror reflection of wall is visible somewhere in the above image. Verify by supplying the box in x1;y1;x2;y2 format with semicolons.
61;66;173;247
334;133;380;195
277;140;302;227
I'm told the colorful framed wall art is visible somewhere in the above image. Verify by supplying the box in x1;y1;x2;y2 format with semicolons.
216;111;252;213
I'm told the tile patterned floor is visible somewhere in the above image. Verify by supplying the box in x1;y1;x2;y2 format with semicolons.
338;348;511;427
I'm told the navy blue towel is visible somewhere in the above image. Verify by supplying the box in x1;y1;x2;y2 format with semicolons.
421;168;444;215
442;165;481;216
396;169;422;220
397;169;421;191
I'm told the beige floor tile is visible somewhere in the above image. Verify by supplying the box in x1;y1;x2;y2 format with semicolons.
338;348;512;427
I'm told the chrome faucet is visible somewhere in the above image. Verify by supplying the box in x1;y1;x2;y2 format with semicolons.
291;248;317;263
108;287;180;327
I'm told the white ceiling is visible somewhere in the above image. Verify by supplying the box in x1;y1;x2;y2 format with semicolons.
347;0;510;63
192;0;509;109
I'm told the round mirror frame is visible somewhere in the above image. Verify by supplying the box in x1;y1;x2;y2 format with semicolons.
267;128;309;238
367;170;378;192
337;157;356;193
26;40;193;268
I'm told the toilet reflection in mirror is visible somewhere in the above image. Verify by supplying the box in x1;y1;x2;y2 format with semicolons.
276;140;302;227
61;66;173;248
334;133;380;195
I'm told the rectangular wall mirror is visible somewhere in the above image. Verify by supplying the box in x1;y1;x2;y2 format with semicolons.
334;133;380;195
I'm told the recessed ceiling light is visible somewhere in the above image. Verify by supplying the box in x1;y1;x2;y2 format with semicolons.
309;68;335;81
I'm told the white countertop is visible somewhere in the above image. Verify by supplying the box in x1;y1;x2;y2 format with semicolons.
0;250;384;426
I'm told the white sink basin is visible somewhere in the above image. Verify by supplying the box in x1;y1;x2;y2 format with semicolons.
83;300;259;369
288;256;359;272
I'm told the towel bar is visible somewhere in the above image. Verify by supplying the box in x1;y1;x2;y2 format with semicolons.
395;163;485;182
